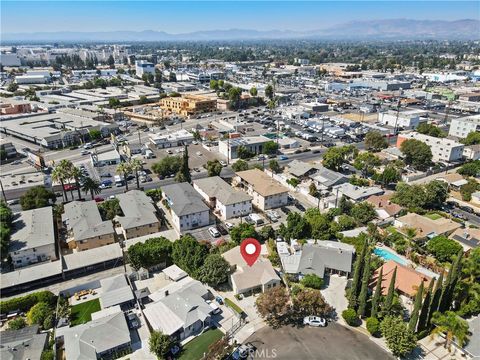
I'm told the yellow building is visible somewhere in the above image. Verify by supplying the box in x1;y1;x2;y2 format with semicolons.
160;95;217;116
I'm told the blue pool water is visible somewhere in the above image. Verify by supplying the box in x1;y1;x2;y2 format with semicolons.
374;247;408;266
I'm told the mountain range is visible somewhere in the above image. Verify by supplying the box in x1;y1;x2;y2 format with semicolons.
3;19;479;42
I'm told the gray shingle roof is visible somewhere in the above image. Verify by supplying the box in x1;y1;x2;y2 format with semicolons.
0;325;48;360
162;182;209;217
116;190;159;229
9;206;55;252
62;201;114;241
310;166;348;188
193;176;252;206
99;274;134;309
288;160;320;178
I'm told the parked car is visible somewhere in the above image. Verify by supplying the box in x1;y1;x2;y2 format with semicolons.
206;300;222;315
215;296;224;305
217;224;228;236
196;151;202;156
295;203;306;212
281;206;291;214
126;313;139;329
225;222;234;230
303;316;326;327
208;227;221;238
11;160;22;165
231;344;256;360
81;150;90;155
100;173;112;178
219;160;227;167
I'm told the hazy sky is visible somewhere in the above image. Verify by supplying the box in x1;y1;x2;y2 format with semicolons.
2;1;479;33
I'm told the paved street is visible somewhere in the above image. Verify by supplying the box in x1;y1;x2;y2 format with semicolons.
246;323;395;360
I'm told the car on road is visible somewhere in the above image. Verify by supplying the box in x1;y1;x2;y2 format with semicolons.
166;149;173;154
64;184;77;191
94;196;104;203
11;160;22;165
7;199;19;205
100;183;112;189
100;173;112;178
81;150;90;155
303;316;327;327
208;227;221;238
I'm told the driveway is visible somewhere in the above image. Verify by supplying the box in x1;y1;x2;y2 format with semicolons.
321;275;348;320
246;324;394;360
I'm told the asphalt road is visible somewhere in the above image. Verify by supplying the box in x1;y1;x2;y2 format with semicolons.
246;324;394;360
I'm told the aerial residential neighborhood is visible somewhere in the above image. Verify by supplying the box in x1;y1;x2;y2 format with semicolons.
0;1;479;360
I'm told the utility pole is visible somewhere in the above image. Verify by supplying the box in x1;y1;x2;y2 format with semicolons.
0;179;6;202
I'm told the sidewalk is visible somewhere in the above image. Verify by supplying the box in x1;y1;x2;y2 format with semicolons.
233;316;267;344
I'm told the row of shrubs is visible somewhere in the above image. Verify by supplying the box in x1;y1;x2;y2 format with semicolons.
0;291;56;314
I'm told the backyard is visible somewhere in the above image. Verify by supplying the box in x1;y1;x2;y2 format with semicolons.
70;298;101;326
425;213;443;220
179;328;223;360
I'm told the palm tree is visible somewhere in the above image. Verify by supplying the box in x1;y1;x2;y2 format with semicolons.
116;162;131;191
52;163;69;202
58;160;75;200
129;158;143;189
81;177;101;200
70;166;83;200
431;311;470;351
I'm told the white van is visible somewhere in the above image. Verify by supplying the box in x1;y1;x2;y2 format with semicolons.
248;213;264;225
145;149;155;159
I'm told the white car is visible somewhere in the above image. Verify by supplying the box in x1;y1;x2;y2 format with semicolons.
208;227;221;238
225;222;234;230
303;316;326;327
206;300;221;315
219;160;227;167
196;151;202;156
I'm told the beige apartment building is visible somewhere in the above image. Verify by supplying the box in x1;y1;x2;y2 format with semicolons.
62;201;116;251
160;95;217;117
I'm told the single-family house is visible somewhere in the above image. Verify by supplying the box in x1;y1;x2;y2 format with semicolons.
371;260;431;299
115;190;161;239
161;182;210;233
143;276;213;341
0;325;48;360
309;166;348;190
233;169;289;211
332;183;384;203
366;193;403;220
449;228;480;250
287;160;320;179
62;201;116;251
279;241;355;278
56;309;131;360
9;206;57;269
193;176;252;220
222;246;281;295
394;213;462;239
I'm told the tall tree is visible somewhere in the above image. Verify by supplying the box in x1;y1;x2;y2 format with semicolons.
70;166;83;200
81;177;101;200
349;239;367;308
129;158;143;189
429;272;444;322
371;267;383;319
357;251;371;318
384;266;397;315
417;279;435;333
116;162;131;191
177;145;191;183
439;249;463;312
408;281;424;332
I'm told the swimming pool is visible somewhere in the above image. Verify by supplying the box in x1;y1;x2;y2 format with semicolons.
374;247;408;266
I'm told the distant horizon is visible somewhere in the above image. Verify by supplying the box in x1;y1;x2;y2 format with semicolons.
1;1;479;34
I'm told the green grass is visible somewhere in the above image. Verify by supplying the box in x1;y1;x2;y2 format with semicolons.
70;298;101;326
425;213;442;220
179;328;223;360
386;226;398;234
224;298;243;314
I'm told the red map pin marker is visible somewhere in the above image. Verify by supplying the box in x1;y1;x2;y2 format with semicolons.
240;238;261;267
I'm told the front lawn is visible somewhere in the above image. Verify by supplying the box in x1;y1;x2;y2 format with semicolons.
225;298;243;315
425;213;442;220
179;328;223;360
70;298;101;326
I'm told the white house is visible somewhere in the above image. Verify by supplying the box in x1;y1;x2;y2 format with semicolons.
233;168;289;211
9;207;57;269
378;110;426;130
219;135;271;160
161;182;210;233
193;176;252;220
149;129;194;148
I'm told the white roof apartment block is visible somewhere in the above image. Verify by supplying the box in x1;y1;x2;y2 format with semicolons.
116;190;159;230
448;114;480;138
57;309;130;360
162;182;210;217
9;206;55;253
399;132;464;163
193;176;252;206
62;200;115;242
